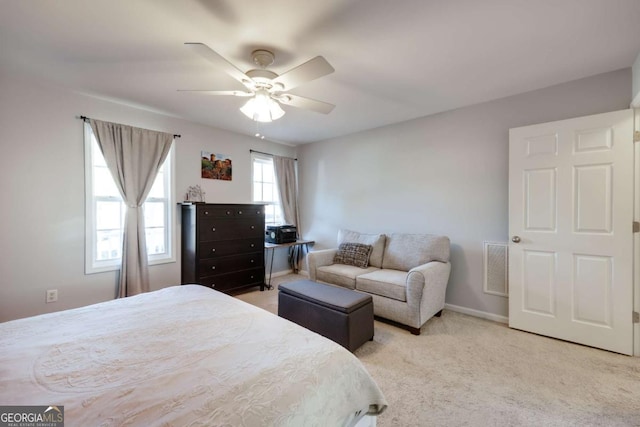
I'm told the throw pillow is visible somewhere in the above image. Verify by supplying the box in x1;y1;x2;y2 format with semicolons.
333;242;373;268
337;229;386;268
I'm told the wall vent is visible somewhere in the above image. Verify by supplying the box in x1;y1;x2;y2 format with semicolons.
483;241;508;297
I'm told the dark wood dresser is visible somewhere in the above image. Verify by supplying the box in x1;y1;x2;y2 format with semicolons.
181;203;265;293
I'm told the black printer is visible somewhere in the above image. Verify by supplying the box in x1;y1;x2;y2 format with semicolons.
265;225;297;244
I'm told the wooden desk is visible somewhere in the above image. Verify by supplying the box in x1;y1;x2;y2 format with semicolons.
264;239;314;289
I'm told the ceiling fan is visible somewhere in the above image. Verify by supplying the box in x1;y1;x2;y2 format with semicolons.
180;42;335;123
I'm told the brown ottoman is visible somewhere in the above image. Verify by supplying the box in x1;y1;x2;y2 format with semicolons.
278;280;374;352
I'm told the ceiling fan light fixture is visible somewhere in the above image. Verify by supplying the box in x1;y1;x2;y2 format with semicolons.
184;43;335;121
240;90;285;122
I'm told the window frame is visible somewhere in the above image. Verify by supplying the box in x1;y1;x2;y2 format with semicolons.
251;152;284;227
84;123;176;274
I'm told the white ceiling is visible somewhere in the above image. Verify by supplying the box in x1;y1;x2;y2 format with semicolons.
1;0;639;145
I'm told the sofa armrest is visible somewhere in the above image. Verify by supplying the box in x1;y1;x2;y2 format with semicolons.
307;249;338;281
406;261;451;323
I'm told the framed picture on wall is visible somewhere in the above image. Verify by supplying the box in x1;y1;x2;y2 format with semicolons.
201;151;232;181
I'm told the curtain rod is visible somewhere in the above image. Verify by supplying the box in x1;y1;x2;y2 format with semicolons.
78;115;181;138
250;149;297;161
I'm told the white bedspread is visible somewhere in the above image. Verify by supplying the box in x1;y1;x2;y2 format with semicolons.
0;285;386;426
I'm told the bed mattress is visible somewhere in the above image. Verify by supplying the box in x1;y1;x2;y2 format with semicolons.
0;285;386;426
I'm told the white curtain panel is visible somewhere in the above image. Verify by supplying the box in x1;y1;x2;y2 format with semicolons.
273;155;300;231
273;155;303;271
90;119;173;298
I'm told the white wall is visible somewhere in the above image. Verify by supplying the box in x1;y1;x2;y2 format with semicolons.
298;68;632;318
0;70;295;322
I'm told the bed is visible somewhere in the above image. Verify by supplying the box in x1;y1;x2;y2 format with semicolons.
0;285;386;426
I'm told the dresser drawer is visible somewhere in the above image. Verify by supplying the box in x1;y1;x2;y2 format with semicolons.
198;218;263;241
197;205;264;219
198;268;264;292
199;253;264;277
197;206;235;219
199;238;263;258
233;206;264;217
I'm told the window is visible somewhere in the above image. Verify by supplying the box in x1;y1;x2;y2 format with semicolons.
251;153;284;226
84;123;175;274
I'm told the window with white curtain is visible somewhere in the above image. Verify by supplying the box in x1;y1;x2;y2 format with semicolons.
84;123;175;274
251;152;284;226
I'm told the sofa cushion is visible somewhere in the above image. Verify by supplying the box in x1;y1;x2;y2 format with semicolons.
317;264;380;290
333;242;373;268
382;233;450;271
356;269;408;302
338;229;386;268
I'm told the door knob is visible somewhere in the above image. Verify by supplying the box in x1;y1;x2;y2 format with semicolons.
512;236;521;243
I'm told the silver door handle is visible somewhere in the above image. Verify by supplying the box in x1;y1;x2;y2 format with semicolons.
512;236;521;243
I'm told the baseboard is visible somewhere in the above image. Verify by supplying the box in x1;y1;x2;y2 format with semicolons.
444;303;508;324
270;269;309;278
270;269;293;278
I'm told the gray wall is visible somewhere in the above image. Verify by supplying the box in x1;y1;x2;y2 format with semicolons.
298;68;632;318
0;70;294;322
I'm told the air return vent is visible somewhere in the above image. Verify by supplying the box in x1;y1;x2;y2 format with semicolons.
483;242;508;297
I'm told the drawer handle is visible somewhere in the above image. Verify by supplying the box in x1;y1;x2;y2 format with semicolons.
211;248;216;253
250;275;254;279
250;243;255;248
204;211;209;215
211;284;215;288
257;210;261;214
250;259;255;263
238;210;243;215
211;266;216;270
226;211;231;215
250;225;255;230
211;227;216;232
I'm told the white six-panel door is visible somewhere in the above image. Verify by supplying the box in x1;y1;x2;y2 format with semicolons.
509;109;634;355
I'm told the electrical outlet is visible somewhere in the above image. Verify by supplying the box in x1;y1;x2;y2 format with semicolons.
46;289;58;303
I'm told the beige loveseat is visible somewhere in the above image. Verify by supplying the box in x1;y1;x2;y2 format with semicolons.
307;229;451;335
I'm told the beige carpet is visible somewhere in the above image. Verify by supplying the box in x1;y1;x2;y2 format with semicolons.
236;274;640;427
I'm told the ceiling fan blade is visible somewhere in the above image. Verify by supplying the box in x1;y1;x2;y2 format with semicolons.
279;94;335;114
185;42;253;89
177;90;253;97
272;56;334;91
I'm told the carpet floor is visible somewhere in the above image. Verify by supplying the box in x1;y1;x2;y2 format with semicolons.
236;274;640;427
